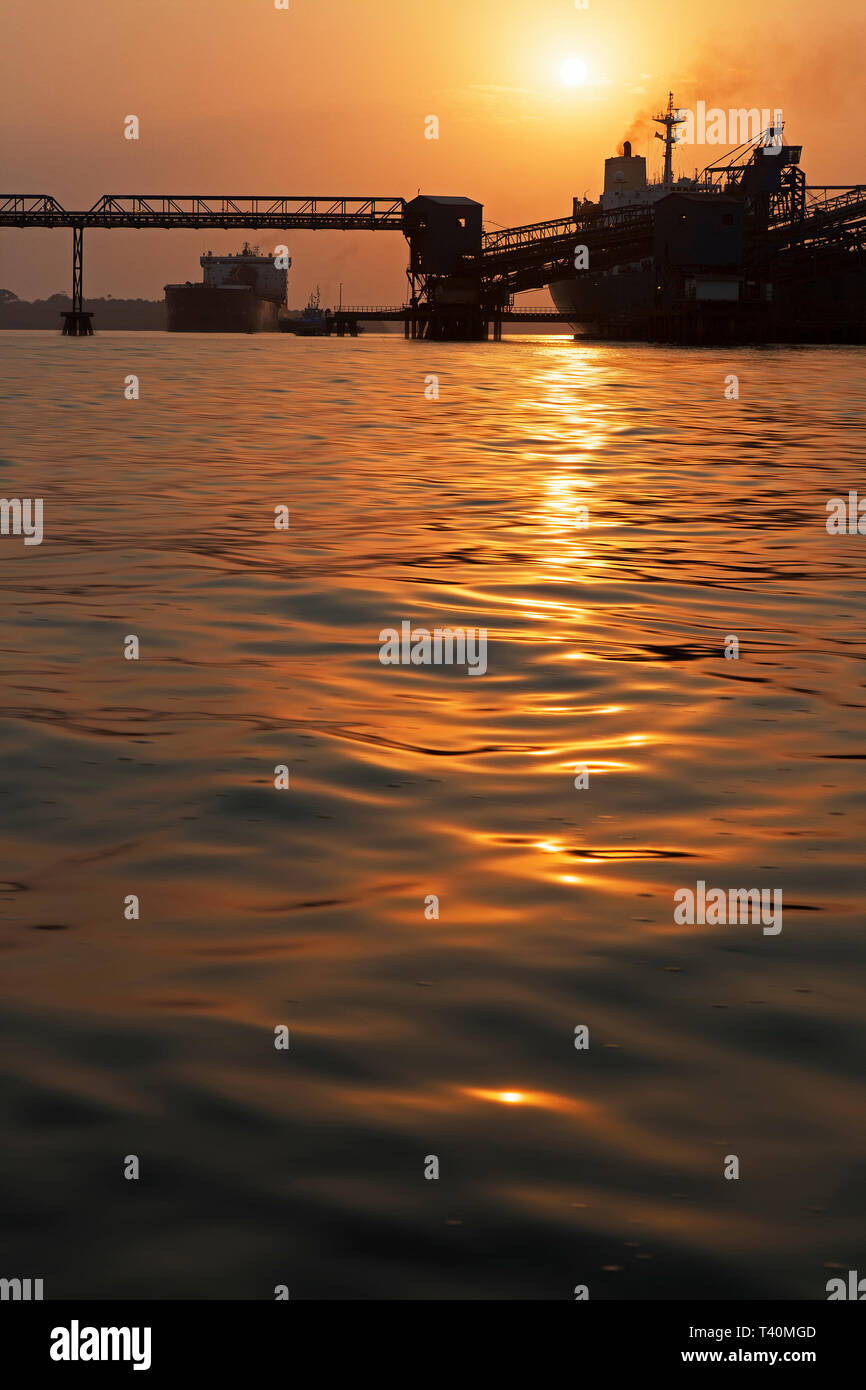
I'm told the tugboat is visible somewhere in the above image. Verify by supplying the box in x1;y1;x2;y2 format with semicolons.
279;286;332;336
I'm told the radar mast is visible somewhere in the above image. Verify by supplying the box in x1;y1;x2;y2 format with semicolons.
653;92;686;187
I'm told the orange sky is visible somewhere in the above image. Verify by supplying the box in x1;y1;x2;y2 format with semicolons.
2;0;864;304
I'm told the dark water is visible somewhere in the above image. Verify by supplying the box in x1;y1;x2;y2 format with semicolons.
0;330;863;1300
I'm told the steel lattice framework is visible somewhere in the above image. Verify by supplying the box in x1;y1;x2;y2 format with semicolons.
0;194;407;230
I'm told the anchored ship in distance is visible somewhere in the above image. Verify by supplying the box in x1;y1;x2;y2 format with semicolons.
164;243;288;332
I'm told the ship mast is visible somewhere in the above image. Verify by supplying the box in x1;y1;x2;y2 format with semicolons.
653;91;685;187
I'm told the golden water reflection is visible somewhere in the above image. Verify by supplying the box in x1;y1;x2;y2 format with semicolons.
0;334;862;1298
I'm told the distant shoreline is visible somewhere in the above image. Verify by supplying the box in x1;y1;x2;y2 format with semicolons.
0;295;166;330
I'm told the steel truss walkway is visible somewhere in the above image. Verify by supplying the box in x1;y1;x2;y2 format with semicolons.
0;195;406;230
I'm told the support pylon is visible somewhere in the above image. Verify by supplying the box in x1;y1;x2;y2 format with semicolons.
61;223;93;334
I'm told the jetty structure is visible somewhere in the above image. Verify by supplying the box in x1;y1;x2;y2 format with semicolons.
2;96;865;341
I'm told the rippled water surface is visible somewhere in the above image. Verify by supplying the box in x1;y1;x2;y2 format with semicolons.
0;330;864;1299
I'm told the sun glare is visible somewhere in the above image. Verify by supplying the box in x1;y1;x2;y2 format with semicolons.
560;57;589;87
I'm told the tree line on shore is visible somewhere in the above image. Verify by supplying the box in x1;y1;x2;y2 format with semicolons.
0;289;165;329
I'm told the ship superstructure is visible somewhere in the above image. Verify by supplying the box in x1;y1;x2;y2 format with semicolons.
599;95;691;213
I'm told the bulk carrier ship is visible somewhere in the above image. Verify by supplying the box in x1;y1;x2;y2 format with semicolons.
164;243;289;332
547;94;866;342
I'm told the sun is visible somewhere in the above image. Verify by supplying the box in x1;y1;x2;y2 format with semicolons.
560;57;589;87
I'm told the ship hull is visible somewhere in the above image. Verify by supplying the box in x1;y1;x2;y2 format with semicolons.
549;274;763;342
279;318;329;336
550;264;866;343
164;285;280;333
549;268;656;337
